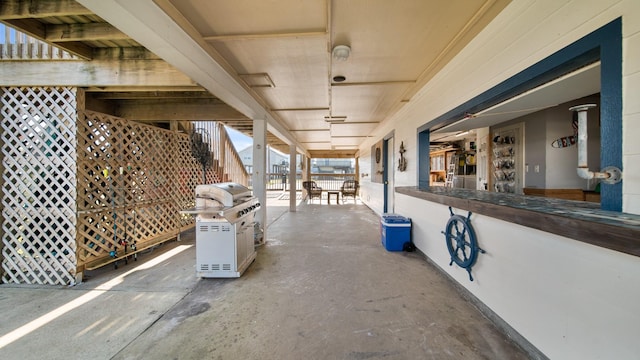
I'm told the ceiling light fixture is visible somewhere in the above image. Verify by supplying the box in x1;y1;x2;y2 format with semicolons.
455;131;470;137
332;45;351;61
324;115;347;123
333;75;346;82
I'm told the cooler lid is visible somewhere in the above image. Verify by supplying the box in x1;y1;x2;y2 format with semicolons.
381;214;411;224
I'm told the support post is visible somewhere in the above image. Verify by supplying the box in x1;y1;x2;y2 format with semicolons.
289;144;297;212
252;118;267;244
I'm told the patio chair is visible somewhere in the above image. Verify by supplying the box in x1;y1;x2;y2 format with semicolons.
302;181;322;203
340;180;359;203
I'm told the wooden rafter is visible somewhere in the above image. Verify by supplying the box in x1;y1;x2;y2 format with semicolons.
116;99;249;121
92;91;216;100
0;58;197;86
0;0;93;19
0;1;115;59
0;1;294;155
45;22;129;42
1;17;93;59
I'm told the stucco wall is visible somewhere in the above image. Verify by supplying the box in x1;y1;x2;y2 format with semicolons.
359;0;640;358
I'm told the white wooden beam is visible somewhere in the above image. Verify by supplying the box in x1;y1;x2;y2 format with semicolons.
289;144;297;212
252;118;267;244
204;30;326;42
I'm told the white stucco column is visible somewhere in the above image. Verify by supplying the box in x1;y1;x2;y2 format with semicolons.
252;118;267;243
289;144;297;212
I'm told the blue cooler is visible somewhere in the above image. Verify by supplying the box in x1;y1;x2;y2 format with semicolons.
380;214;411;251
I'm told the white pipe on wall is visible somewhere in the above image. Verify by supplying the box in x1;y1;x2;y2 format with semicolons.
570;104;621;183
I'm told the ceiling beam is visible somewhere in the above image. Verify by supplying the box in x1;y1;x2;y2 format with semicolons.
91;91;215;100
86;86;204;92
0;0;93;19
93;47;159;60
51;40;93;59
290;129;329;132
308;150;357;159
0;58;197;87
46;22;130;42
203;30;326;42
272;107;329;112
116;99;249;121
331;80;416;87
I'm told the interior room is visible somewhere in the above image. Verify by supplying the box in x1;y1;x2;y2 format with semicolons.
429;62;601;202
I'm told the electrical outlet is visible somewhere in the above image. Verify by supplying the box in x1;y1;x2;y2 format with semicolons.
534;165;540;173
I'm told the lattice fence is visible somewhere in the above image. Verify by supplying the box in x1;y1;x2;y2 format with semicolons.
1;87;225;285
1;87;78;285
76;111;214;272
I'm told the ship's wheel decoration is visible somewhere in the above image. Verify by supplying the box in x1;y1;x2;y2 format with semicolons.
441;207;485;281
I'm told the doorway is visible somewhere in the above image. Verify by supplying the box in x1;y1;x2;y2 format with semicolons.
383;135;394;213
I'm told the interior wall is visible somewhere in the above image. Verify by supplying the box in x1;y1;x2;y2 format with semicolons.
545;95;601;190
522;113;546;188
497;94;601;190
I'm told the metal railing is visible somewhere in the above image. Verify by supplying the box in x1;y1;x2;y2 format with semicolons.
257;173;357;191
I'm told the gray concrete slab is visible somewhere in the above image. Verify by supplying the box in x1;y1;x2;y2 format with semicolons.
0;199;531;360
0;241;195;360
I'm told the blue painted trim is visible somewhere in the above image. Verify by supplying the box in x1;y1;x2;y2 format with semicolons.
382;131;395;213
599;20;623;211
383;138;389;213
418;18;622;211
418;130;430;188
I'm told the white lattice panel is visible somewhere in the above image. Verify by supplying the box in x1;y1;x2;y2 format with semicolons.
1;87;78;285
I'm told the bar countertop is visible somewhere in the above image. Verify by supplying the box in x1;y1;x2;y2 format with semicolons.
396;186;640;257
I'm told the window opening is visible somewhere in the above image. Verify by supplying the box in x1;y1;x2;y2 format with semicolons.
418;18;621;211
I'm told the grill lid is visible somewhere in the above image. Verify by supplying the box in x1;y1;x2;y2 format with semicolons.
195;182;251;207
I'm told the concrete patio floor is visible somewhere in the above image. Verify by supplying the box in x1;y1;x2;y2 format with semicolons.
0;194;532;359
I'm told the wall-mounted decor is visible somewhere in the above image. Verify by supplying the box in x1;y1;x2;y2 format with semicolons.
371;140;383;183
398;141;407;172
441;207;485;281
